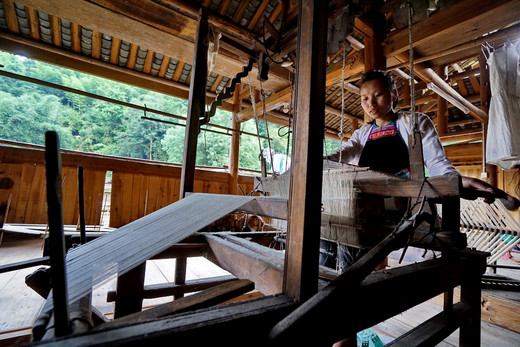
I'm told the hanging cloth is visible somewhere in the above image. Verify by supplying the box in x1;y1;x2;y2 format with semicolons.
486;42;520;170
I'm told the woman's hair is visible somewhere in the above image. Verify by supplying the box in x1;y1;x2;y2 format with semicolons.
360;70;396;93
360;70;398;108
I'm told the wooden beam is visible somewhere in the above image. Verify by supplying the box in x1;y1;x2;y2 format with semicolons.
350;170;461;198
91;30;102;59
284;0;328;302
384;0;520;58
361;11;386;72
206;234;284;295
270;250;487;345
13;0;290;92
247;0;270;30
388;303;473;346
237;57;364;123
237;86;292;122
111;275;238;301
3;0;20;33
49;14;62;47
232;0;249;23
44;131;70;336
180;8;209;197
479;49;497;185
126;43;139;70
31;295;297;346
70;22;81;53
143;50;154;74
25;6;41;40
394;53;488;123
158;56;171;78
326;50;364;86
105;278;254;327
440;131;482;145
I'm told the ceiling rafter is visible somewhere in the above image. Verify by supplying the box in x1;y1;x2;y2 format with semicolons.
384;0;520;58
12;0;291;92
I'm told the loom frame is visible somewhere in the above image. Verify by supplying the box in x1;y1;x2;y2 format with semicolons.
29;1;489;346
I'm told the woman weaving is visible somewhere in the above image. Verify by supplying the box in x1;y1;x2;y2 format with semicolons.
322;69;519;347
331;69;458;178
324;70;519;271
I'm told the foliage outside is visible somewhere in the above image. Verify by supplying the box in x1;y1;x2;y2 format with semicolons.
0;51;335;172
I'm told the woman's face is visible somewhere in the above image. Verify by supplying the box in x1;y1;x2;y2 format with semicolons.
360;79;397;125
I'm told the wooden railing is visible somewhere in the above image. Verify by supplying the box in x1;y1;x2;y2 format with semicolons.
0;143;256;228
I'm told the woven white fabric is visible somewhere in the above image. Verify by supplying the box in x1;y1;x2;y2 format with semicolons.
486;42;520;170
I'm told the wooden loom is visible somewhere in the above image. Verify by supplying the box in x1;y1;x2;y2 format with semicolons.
26;2;491;345
28;132;489;346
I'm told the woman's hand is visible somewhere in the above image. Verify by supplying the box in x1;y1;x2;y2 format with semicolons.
461;176;520;210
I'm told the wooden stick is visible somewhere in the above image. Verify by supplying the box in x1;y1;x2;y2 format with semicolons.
44;131;70;337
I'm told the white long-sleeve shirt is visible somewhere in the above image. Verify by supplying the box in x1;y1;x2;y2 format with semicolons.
328;111;458;177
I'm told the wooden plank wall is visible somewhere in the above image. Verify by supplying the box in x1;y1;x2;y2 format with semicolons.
0;145;255;228
0;162;107;225
456;164;520;195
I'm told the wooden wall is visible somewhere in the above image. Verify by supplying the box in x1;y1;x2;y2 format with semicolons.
0;162;105;226
456;164;520;196
0;144;255;228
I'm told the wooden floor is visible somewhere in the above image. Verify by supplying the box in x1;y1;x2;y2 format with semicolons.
1;231;519;346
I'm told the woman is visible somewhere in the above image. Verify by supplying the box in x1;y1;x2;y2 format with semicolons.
328;70;457;177
324;69;518;347
323;70;518;270
328;70;518;206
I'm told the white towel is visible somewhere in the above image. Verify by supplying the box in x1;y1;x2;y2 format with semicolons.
486;42;520;170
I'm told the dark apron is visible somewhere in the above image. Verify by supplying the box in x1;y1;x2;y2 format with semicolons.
358;123;410;176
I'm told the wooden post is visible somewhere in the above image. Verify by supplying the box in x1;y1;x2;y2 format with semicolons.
44;131;70;337
283;0;327;302
180;7;209;198
77;166;86;245
229;83;241;196
459;257;484;346
174;256;187;300
114;263;146;319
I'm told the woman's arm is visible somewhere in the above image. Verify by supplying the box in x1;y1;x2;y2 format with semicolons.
418;114;458;176
461;175;520;210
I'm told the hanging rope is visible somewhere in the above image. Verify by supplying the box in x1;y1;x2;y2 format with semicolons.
338;43;347;163
407;2;418;134
259;79;276;176
247;76;263;159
